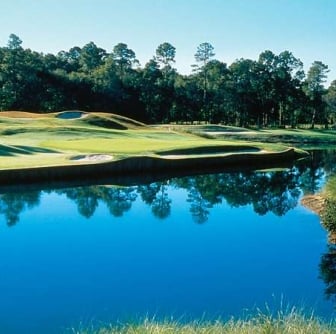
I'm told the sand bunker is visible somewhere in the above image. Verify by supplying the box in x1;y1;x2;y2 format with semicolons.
57;111;87;119
70;154;113;162
204;131;258;136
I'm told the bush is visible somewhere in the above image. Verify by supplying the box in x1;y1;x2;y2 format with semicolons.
322;199;336;233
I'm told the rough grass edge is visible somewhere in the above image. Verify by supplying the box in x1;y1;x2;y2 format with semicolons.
68;309;336;334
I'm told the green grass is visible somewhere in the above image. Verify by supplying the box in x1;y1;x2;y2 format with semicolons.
40;131;267;155
253;128;336;145
0;111;297;170
321;176;336;234
181;124;336;145
68;310;336;334
325;176;336;201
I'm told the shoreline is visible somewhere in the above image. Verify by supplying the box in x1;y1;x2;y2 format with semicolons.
0;148;305;187
301;194;326;215
301;194;336;243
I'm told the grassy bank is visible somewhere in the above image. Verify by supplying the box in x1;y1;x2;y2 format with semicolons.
321;176;336;242
70;311;336;334
301;175;336;243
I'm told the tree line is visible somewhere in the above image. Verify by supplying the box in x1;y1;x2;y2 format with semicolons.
0;33;335;128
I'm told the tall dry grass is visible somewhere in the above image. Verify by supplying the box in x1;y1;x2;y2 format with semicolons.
69;308;335;334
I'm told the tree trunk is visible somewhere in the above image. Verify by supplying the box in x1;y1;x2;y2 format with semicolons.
311;109;316;129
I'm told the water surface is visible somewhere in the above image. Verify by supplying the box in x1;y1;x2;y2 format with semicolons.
0;151;335;333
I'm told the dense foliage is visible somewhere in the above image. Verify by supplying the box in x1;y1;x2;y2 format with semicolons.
0;34;335;127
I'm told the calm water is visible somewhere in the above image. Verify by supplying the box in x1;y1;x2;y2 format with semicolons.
0;151;335;333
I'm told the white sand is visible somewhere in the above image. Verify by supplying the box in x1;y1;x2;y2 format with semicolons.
71;154;113;162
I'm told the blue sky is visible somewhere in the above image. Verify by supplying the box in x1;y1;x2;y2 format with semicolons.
1;0;335;83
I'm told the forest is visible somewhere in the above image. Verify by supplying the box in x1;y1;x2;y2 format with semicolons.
0;33;335;128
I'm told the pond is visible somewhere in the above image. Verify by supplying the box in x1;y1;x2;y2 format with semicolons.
0;150;335;333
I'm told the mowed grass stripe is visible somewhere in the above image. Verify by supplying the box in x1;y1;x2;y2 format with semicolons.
41;137;241;155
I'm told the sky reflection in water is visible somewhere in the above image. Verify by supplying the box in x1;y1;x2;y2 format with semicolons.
0;152;335;333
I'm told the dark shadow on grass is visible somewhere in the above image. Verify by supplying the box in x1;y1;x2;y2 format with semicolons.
0;145;59;156
158;145;260;156
15;145;59;154
1;128;29;135
84;116;127;130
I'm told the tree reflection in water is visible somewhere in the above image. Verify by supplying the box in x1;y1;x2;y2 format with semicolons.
138;182;171;219
178;170;302;219
2;150;336;308
0;168;322;226
0;150;334;227
61;186;137;218
0;191;40;226
59;188;100;218
103;187;137;217
320;245;336;303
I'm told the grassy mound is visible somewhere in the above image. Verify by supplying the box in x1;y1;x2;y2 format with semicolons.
83;115;128;130
77;112;146;130
0;111;51;118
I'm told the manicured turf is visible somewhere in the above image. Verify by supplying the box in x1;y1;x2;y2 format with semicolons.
0;111;293;170
180;124;336;146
